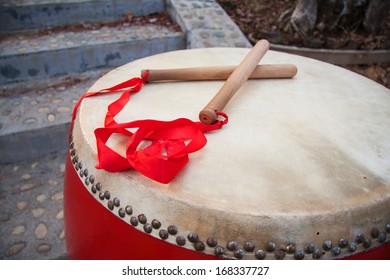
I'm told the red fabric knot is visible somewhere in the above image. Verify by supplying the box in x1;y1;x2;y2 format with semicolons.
94;118;209;184
71;72;228;184
196;110;228;132
141;70;149;83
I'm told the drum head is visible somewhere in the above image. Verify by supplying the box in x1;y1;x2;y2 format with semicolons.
70;48;390;259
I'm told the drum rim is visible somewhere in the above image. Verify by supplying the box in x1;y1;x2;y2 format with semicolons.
68;48;390;260
68;129;390;260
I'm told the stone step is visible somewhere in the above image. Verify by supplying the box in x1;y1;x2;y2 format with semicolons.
0;21;185;84
0;68;111;163
0;0;165;33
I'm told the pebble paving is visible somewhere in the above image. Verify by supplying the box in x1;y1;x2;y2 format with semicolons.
0;24;181;57
0;69;109;135
1;0;79;4
168;0;251;48
0;151;67;259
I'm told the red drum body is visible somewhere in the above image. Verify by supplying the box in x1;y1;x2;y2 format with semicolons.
64;49;390;260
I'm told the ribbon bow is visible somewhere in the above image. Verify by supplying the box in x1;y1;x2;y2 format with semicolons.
71;71;227;184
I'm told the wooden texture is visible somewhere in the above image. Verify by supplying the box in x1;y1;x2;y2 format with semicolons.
199;39;270;124
141;64;297;81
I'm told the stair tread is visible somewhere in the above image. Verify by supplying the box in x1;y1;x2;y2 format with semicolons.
1;0;83;5
1;23;183;57
0;0;166;33
0;69;108;136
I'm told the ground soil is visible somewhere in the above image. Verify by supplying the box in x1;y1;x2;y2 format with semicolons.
217;0;389;88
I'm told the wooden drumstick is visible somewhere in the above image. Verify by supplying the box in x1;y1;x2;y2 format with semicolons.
199;39;270;125
141;64;297;81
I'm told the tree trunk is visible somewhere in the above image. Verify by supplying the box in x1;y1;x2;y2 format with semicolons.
290;0;319;37
364;0;390;34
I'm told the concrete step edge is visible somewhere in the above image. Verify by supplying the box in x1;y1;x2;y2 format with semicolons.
0;24;185;84
0;69;108;163
0;0;166;33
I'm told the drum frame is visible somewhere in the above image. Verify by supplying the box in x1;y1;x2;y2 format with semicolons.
64;48;390;260
64;144;390;259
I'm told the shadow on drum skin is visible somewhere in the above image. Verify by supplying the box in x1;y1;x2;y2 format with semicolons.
287;126;389;204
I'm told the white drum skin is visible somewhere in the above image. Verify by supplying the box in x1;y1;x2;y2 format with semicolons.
69;48;390;259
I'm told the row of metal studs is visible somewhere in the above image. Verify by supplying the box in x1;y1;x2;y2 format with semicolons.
69;135;390;260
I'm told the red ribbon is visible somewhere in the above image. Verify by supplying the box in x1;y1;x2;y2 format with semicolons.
72;71;228;184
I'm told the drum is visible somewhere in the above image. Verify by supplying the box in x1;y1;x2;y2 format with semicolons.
64;48;390;260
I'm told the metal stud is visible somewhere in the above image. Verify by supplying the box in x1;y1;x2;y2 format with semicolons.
226;241;238;251
138;214;147;224
255;249;266;260
64;157;388;260
234;249;245;259
159;229;169;240
244;241;255;252
69;142;74;150
386;223;390;233
113;198;120;207
168;225;178;235
363;238;371;248
378;232;386;243
187;232;199;243
355;233;364;244
312;248;324;259
78;161;83;170
84;178;89;186
194;241;205;252
265;241;276;252
304;243;315;254
125;206;133;215
143;223;152;234
371;228;380;238
130;216;138;227
285;243;296;254
70;149;76;156
274;249;286;260
206;237;217;248
176;236;186;246
348;242;357;252
214;246;225;257
322;240;333;251
118;208;125;218
152;219;161;229
294;249;305;260
331;246;341;256
338;238;348;248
